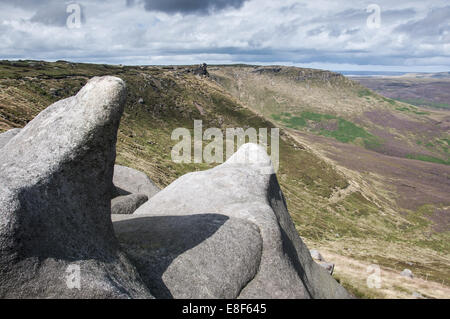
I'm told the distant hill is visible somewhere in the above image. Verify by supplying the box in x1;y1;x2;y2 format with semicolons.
400;72;450;79
340;71;450;79
339;71;408;77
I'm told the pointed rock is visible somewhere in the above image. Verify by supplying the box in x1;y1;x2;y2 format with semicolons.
125;143;350;299
0;76;152;298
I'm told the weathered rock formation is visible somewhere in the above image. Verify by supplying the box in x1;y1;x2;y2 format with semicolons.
0;76;152;298
191;63;209;76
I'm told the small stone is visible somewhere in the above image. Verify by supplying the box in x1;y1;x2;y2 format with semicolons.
412;291;425;299
132;143;351;299
113;165;160;199
111;193;148;215
400;269;414;279
318;262;335;275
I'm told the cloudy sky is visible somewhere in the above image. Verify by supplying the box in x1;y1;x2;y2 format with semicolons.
0;0;449;72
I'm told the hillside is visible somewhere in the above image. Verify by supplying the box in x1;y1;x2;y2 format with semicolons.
354;76;450;110
0;60;449;298
211;66;450;164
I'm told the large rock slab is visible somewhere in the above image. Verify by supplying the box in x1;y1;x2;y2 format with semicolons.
113;165;160;198
0;128;21;149
113;213;262;298
0;76;152;298
132;143;351;299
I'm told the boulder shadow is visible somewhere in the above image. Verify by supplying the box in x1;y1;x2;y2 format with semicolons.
113;213;229;298
267;173;313;297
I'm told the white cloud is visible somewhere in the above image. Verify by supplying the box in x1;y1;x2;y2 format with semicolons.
0;0;448;72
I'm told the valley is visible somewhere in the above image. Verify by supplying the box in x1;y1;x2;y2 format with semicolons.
0;60;449;298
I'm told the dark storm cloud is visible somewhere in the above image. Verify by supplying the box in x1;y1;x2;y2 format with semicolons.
395;6;450;37
0;0;448;71
127;0;249;15
0;0;54;9
149;46;410;67
330;7;416;24
302;7;417;39
29;2;68;26
306;7;416;32
29;3;86;27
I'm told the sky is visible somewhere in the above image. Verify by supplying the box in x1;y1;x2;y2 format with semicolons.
0;0;449;72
